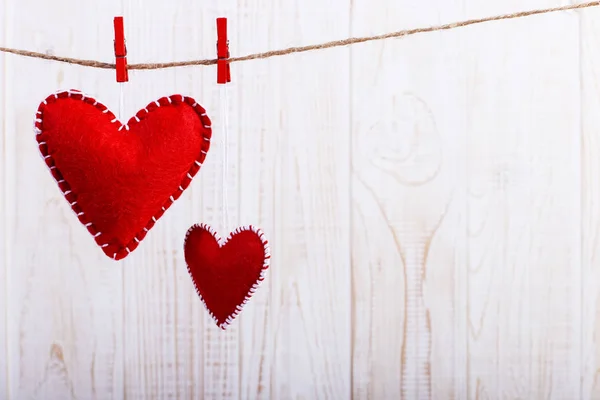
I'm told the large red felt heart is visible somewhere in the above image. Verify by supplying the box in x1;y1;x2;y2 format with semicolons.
35;89;212;260
183;223;271;329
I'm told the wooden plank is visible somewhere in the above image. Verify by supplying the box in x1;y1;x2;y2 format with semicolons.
581;6;600;400
350;2;469;399
231;0;353;398
200;4;244;393
270;8;352;400
234;5;279;399
118;1;221;398
3;1;125;399
464;8;581;399
0;3;8;398
234;4;278;399
199;80;241;399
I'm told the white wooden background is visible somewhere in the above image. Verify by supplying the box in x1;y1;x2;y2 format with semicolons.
1;0;599;398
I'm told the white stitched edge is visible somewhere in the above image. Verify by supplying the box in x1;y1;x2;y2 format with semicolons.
183;223;271;330
34;89;213;260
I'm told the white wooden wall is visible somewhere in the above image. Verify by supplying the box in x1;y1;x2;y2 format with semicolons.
1;0;599;398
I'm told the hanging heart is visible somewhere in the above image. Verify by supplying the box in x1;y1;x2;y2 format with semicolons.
183;223;271;329
35;89;212;260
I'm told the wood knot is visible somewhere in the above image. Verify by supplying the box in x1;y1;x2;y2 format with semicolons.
49;342;65;362
368;93;442;186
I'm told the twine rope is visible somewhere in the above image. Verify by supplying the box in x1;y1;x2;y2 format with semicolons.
0;1;598;71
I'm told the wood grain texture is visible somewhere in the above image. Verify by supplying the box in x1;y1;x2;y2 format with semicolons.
581;6;600;400
0;0;7;397
234;5;277;399
3;0;125;399
0;0;596;399
465;2;581;398
234;0;353;398
351;1;469;399
119;1;218;398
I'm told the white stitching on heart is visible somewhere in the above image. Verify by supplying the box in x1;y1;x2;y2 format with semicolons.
34;89;213;261
184;223;272;330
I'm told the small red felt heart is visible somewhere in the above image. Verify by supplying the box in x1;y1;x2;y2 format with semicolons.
183;223;271;329
35;89;212;260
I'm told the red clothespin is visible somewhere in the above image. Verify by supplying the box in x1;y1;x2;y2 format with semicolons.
216;17;231;84
113;16;129;83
